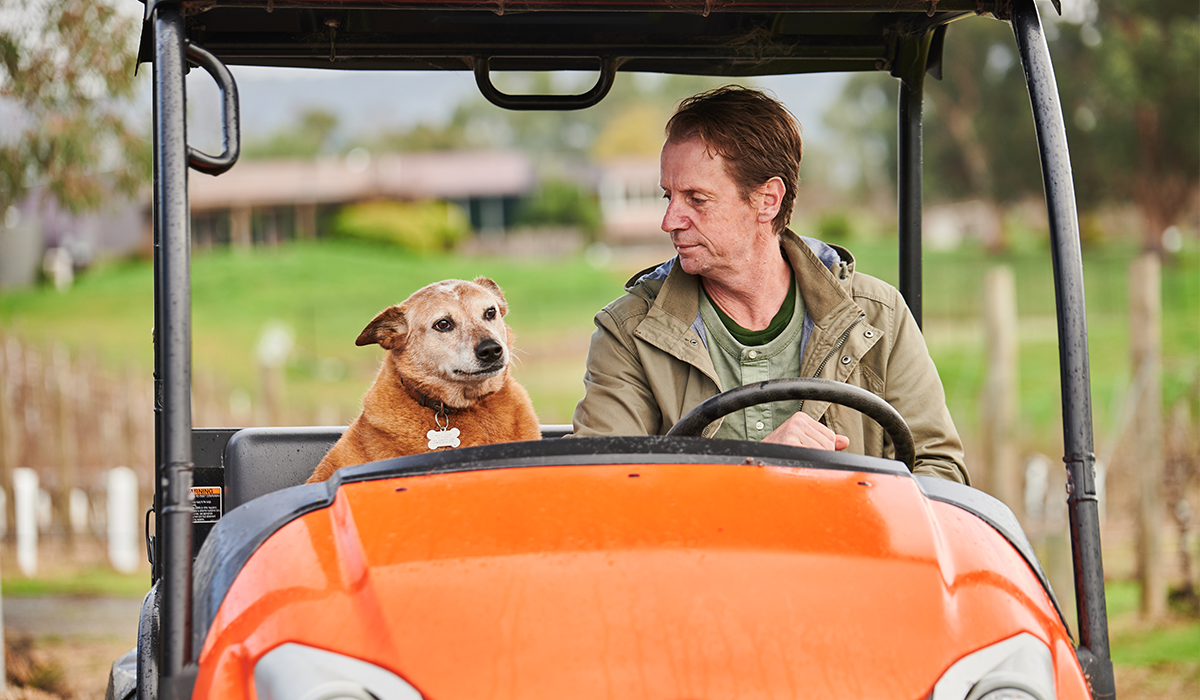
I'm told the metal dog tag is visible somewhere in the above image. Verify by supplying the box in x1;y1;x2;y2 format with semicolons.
426;427;461;450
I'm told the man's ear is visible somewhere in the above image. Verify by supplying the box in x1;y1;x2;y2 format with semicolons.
356;306;408;350
473;276;509;317
757;177;785;224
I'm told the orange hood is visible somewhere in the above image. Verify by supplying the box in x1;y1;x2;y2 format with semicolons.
194;458;1086;699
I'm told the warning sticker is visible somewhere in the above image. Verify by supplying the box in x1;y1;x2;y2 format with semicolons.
191;487;223;524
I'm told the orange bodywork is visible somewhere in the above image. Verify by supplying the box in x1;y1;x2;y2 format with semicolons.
194;462;1089;699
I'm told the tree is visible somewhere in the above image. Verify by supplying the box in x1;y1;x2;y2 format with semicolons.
1053;0;1199;254
242;108;340;160
0;0;148;213
823;2;1200;254
823;15;1044;252
361;73;723;159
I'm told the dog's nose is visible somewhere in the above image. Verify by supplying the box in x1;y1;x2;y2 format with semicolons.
475;338;504;364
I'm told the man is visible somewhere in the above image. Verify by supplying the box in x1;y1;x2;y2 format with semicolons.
572;86;968;484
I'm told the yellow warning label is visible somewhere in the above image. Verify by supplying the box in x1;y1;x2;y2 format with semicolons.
192;487;221;496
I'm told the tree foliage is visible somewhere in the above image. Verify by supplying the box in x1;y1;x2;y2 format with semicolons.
823;1;1199;253
513;179;603;236
825;17;1042;208
0;0;148;213
242;108;340;160
1053;0;1199;252
360;73;724;160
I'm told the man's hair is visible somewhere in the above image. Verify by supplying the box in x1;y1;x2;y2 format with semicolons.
665;85;803;235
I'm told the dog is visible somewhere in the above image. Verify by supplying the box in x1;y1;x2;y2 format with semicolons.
307;276;541;483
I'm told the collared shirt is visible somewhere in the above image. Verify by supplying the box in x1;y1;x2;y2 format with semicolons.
699;276;807;440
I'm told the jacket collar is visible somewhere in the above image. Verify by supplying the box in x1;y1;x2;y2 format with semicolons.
630;229;860;334
781;231;858;326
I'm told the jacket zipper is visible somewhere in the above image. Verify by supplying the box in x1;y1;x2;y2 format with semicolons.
798;313;865;412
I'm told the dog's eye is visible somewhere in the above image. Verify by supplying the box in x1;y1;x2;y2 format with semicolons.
433;318;455;332
483;307;497;320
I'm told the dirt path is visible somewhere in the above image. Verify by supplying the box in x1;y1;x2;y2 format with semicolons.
3;597;141;700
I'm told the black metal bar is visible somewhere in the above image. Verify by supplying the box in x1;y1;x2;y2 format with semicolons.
152;3;195;695
185;41;241;176
896;32;930;328
150;49;163;588
474;56;617;110
1010;2;1112;697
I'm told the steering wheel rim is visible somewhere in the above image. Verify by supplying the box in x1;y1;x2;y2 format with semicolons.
665;378;916;471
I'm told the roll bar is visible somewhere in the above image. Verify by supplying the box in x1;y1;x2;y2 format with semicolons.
1010;1;1113;695
145;1;1111;697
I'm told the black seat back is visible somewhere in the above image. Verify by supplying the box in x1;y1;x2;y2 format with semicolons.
223;426;343;511
222;424;573;511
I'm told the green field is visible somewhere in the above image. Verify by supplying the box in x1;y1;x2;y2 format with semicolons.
0;236;1196;447
1;235;1196;696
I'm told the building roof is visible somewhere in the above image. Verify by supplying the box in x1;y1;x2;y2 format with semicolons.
188;150;536;211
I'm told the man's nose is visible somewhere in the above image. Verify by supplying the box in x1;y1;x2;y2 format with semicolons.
661;198;686;233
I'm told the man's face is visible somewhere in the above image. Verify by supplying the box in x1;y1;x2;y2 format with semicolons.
659;137;765;281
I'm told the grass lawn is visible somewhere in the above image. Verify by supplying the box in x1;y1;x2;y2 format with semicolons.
2;234;1196;696
1;565;149;599
1;235;1195;443
1105;579;1200;700
9;235;1200;441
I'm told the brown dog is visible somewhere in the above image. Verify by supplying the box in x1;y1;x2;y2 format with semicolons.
307;277;541;483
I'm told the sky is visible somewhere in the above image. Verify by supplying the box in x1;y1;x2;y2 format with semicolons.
106;0;854;157
181;65;850;158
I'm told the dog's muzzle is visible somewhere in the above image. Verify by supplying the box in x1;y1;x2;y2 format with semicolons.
468;337;506;373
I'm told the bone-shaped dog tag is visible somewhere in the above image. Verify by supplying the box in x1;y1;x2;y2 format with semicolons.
427;427;461;450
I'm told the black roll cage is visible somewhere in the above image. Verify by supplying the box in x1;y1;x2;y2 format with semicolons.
139;1;1111;697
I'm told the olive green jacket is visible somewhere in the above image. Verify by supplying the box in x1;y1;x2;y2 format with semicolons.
572;230;969;484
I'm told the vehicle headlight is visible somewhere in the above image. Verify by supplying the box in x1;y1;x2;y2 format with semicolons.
255;643;424;700
931;633;1055;700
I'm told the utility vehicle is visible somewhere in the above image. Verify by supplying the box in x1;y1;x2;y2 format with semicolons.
109;1;1114;698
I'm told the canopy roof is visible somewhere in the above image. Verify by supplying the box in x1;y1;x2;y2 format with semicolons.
140;0;1036;75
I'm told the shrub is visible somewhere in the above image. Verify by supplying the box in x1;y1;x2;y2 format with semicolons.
332;199;471;253
816;210;853;243
513;179;602;238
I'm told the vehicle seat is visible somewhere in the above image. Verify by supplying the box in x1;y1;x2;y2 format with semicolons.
223;426;344;511
222;424;574;511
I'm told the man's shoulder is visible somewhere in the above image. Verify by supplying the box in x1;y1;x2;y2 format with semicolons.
846;268;902;310
788;232;901;312
595;265;663;325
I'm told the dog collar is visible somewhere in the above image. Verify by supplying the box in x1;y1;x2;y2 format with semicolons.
400;375;462;416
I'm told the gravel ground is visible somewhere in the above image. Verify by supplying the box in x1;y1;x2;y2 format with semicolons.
3;597;140;640
3;597;140;700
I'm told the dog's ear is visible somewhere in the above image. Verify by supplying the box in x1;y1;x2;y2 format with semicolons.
473;276;509;316
356;306;408;350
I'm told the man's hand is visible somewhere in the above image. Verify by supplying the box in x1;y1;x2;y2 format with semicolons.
762;412;849;451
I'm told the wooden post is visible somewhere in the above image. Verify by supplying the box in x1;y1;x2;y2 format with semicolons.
296;202;317;240
230;205;253;250
981;266;1022;519
52;343;77;546
1131;252;1165;617
0;337;20;538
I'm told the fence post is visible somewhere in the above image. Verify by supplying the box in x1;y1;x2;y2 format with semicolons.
982;266;1022;518
0;338;18;538
107;466;141;574
13;467;38;576
1130;251;1165;617
52;343;78;546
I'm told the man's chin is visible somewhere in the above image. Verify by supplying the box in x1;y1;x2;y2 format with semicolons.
675;252;708;276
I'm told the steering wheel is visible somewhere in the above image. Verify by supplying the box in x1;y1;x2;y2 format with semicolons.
665;378;916;470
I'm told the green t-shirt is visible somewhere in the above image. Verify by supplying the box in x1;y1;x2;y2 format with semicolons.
699;274;806;441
